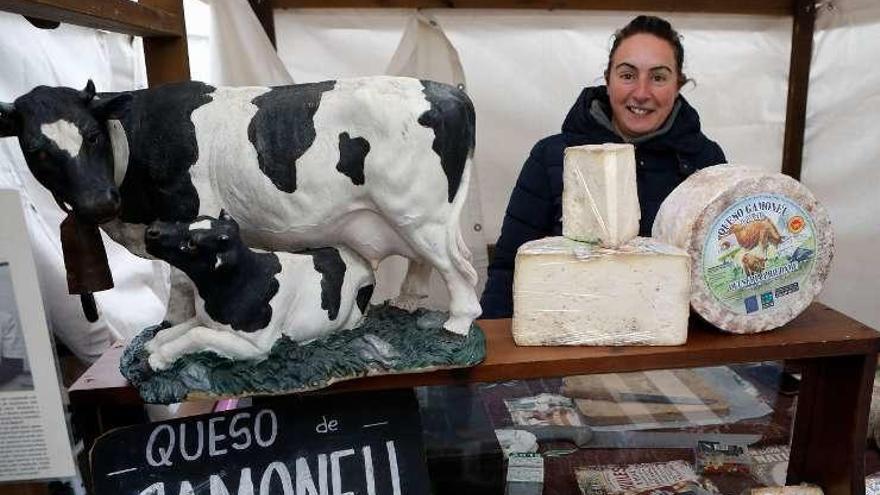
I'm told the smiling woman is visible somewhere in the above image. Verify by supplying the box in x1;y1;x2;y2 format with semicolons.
606;30;682;140
480;15;728;318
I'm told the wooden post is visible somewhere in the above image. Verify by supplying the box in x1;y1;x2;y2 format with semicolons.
788;353;876;495
249;0;277;48
141;0;190;86
781;0;817;180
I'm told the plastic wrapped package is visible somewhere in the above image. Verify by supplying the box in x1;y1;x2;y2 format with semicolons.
562;143;640;248
575;460;720;495
512;236;690;346
694;440;751;475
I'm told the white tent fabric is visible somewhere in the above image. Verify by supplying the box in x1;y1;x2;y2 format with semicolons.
200;0;294;86
801;0;880;328
275;9;791;237
0;0;875;361
386;11;466;85
275;6;878;329
0;13;168;362
380;11;489;307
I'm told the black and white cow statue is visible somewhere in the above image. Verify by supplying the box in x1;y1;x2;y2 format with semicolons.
143;211;374;370
0;77;480;335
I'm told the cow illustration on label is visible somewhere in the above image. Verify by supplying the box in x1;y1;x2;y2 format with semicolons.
729;218;782;276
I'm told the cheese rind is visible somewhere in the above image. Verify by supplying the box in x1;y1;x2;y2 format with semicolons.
562;144;640;247
652;165;834;334
512;236;690;346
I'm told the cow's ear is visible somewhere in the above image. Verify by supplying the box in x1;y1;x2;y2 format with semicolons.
91;93;132;120
0;102;19;137
79;80;96;103
219;210;239;232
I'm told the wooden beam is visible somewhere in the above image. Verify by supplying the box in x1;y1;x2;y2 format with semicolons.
141;0;190;86
781;0;816;180
0;0;184;37
270;0;793;16
249;0;277;48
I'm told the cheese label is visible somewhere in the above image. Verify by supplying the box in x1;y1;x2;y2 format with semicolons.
702;194;817;315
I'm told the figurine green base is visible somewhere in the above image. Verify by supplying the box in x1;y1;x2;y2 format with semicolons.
120;304;486;404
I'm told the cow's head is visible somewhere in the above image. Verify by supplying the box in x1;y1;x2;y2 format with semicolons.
0;80;130;223
145;210;243;279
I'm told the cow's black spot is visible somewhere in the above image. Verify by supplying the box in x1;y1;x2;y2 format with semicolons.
248;81;336;193
336;132;370;185
417;80;476;202
116;81;215;223
302;247;346;321
198;251;281;333
356;284;374;314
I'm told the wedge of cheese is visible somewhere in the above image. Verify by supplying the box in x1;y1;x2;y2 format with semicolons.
652;165;834;334
512;236;690;346
562;144;640;247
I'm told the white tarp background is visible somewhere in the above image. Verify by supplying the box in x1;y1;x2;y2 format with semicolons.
273;5;878;329
275;10;793;236
0;14;167;362
380;11;489;306
801;0;880;332
0;0;876;363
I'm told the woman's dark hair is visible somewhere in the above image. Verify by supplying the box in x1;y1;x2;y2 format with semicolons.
605;15;687;86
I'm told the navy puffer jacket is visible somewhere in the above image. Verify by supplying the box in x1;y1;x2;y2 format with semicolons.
480;85;726;318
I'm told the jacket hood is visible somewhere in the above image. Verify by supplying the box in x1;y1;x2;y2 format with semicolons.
561;85;708;155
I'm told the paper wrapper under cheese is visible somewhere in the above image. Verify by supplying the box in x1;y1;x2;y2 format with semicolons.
512;236;690;346
652;165;833;334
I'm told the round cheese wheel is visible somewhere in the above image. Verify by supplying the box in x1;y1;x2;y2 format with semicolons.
652;165;833;333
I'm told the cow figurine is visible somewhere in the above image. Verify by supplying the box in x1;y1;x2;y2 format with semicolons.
143;211;375;370
0;77;481;335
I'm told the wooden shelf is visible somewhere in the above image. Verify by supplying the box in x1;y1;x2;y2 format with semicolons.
0;0;185;37
270;0;793;16
68;302;880;404
68;302;880;493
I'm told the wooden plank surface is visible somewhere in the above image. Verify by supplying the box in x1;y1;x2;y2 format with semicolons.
271;0;793;15
0;0;184;37
69;303;880;405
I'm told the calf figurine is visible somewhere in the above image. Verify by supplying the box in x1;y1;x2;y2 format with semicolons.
143;211;374;370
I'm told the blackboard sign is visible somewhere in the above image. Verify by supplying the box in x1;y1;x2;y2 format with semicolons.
91;390;431;495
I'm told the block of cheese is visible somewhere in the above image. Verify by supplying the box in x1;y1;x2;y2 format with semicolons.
562;143;640;247
652;165;834;334
512;236;690;346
